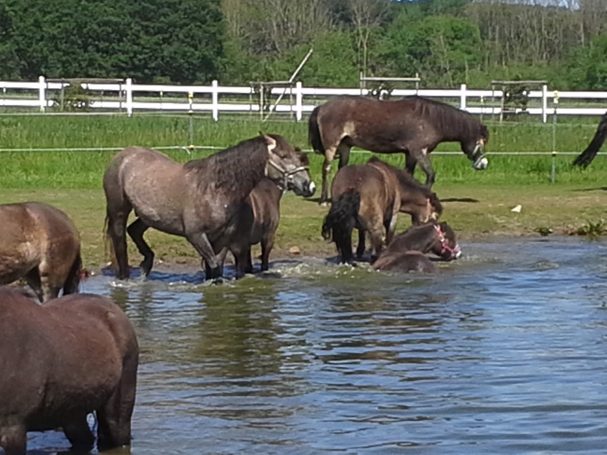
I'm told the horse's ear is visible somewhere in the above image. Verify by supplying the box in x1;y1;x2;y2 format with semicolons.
262;134;277;153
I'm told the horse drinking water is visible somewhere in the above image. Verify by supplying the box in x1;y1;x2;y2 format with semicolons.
103;134;314;280
309;95;489;203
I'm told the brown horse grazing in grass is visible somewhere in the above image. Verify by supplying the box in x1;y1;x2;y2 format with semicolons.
572;112;607;168
373;221;461;273
0;202;81;302
309;95;490;203
103;134;315;280
214;178;283;278
0;287;138;455
321;157;443;264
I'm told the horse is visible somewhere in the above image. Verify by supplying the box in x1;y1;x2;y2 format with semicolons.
103;133;315;280
0;287;139;455
308;95;490;203
373;221;461;273
214;178;283;278
321;157;443;264
0;202;82;302
572;112;607;168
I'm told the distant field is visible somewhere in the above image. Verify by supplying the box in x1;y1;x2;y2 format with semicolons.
0;113;606;188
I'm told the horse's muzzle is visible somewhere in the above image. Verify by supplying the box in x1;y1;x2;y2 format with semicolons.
303;181;316;197
473;155;489;170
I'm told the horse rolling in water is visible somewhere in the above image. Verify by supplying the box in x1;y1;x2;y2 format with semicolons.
321;157;442;264
309;95;490;203
373;221;461;273
103;134;315;280
0;202;81;302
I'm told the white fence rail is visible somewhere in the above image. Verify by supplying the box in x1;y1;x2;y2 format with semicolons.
1;76;606;122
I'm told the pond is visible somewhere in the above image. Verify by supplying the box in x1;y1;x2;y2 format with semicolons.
27;237;607;454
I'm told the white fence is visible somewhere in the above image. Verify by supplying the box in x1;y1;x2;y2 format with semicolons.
1;76;606;122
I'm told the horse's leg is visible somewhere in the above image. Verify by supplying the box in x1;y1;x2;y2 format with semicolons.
405;151;417;177
355;228;366;259
415;148;436;188
24;269;44;302
0;423;27;455
127;218;154;276
63;415;95;452
384;214;398;246
106;206;131;280
320;146;338;205
97;348;137;450
187;232;222;280
337;143;351;169
260;238;274;272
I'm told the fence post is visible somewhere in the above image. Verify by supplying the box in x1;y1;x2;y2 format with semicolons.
38;75;46;112
212;80;219;121
460;84;467;110
295;81;303;121
125;78;133;117
542;84;548;123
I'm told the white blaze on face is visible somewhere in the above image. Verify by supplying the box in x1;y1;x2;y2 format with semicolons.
474;157;489;170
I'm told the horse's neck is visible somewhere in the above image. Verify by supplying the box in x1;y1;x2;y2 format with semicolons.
401;226;435;252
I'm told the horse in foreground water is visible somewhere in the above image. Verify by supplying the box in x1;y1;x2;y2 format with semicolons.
103;134;314;280
0;202;81;302
322;157;442;264
373;221;461;273
309;95;489;203
0;288;138;455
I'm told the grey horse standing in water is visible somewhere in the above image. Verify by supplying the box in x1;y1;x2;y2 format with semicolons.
103;134;315;280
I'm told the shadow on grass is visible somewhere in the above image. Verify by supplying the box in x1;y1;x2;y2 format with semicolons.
441;197;480;203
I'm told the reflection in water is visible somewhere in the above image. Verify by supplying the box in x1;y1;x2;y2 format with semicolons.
27;238;607;454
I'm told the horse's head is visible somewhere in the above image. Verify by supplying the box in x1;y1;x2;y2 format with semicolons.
430;221;461;260
263;134;315;197
462;123;489;171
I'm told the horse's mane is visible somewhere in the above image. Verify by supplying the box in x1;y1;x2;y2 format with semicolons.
399;96;488;142
184;136;268;191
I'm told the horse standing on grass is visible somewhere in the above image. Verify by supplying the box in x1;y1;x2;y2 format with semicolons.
0;202;81;302
103;134;315;280
572;112;607;168
309;95;490;203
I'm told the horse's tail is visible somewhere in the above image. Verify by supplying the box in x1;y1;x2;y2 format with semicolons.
321;190;360;263
63;249;82;295
572;112;607;168
308;105;325;155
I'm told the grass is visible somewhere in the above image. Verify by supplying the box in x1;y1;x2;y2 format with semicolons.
0;114;606;272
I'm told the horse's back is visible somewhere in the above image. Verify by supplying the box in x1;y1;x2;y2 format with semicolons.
374;250;436;273
0;288;137;428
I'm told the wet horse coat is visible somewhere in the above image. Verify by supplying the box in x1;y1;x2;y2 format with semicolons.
0;202;81;302
103;134;314;280
373;221;461;273
309;95;489;202
0;288;139;455
321;157;442;264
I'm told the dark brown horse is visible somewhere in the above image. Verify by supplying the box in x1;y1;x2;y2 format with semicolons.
321;157;443;264
572;112;607;168
373;221;461;273
0;202;81;302
0;287;138;455
309;95;490;203
214;178;283;277
103;134;314;280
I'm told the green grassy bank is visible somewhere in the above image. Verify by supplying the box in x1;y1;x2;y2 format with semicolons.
1;114;606;271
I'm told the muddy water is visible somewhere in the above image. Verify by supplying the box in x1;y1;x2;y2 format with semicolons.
27;238;607;454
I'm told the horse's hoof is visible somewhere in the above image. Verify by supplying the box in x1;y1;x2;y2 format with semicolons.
211;277;224;285
320;201;329;207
